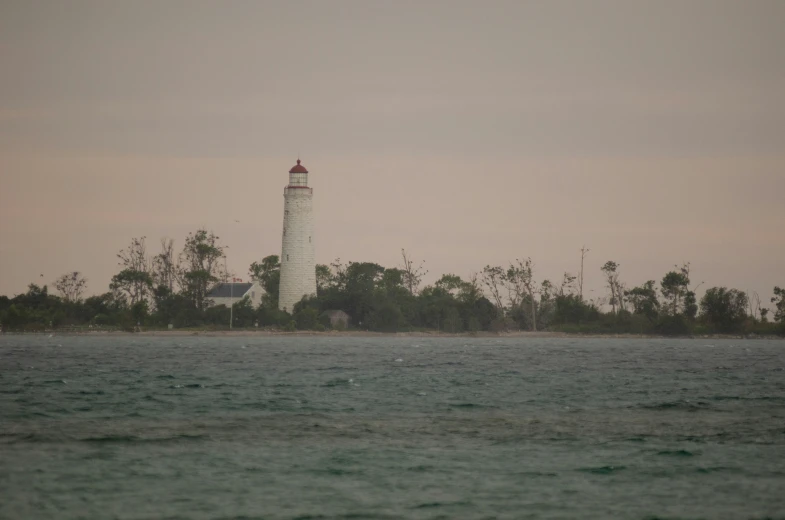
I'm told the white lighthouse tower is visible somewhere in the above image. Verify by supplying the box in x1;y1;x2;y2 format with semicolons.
278;159;317;312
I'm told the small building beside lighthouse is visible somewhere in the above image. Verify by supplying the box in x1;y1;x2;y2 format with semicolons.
278;159;317;313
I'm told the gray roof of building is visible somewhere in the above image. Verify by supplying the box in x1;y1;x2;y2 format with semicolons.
207;283;253;298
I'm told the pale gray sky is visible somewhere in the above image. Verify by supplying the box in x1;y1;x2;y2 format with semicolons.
1;0;783;304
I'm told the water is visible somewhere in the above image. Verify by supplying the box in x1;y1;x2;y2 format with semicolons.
1;335;784;519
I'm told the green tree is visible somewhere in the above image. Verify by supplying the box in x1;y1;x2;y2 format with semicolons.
83;292;126;322
204;305;230;326
506;258;537;331
110;269;153;307
179;229;226;311
249;255;281;307
456;273;484;305
316;264;332;293
232;296;257;327
699;287;748;333
368;300;405;332
152;238;177;293
294;307;321;330
660;265;691;316
1;304;28;329
131;300;149;326
54;271;88;303
626;281;660;322
557;272;578;297
435;274;465;295
772;286;785;323
343;262;385;327
655;314;690;336
552;294;600;325
435;273;490;330
150;285;190;326
600;261;626;315
110;237;153;306
400;249;427;295
481;265;506;312
461;296;497;331
256;305;291;327
683;290;698;320
417;285;457;331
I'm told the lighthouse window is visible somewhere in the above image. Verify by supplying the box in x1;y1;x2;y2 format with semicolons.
287;255;289;261
309;236;311;243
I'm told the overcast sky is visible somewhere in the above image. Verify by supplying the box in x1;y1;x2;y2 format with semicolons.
1;0;783;305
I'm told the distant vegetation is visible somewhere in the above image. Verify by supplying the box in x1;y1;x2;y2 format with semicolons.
1;230;783;336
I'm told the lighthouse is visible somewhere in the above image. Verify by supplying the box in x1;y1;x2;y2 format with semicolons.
278;159;317;313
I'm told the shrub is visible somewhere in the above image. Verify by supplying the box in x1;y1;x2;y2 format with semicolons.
655;315;691;336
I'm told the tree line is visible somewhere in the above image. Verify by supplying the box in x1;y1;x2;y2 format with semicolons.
1;229;783;336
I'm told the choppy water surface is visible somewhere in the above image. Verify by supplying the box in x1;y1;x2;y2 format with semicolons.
1;335;784;519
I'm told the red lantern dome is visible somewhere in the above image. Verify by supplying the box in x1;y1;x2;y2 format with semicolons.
289;159;308;174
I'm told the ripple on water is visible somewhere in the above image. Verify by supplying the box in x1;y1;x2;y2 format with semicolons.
1;335;784;520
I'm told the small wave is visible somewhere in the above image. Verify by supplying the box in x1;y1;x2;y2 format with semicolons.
695;466;741;474
625;437;648;443
322;378;351;387
448;403;496;409
406;465;435;472
291;515;394;520
657;449;696;457
578;465;626;475
319;467;364;476
710;395;784;402
80;433;208;443
640;401;711;412
81;434;138;443
514;471;558;478
413;501;472;509
0;432;47;444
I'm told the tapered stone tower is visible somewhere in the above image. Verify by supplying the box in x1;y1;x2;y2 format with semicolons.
278;159;317;313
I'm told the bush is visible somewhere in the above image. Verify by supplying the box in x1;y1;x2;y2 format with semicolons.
257;306;291;327
367;301;405;332
467;316;481;333
655;314;691;336
552;295;600;325
489;317;518;333
294;307;320;330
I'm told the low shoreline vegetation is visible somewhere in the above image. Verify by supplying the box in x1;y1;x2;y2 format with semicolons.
1;232;783;337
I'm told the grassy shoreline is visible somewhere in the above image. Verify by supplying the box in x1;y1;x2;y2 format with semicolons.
2;329;782;340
